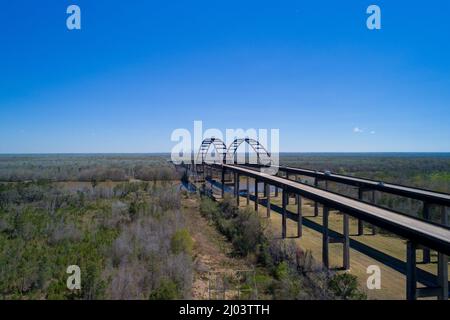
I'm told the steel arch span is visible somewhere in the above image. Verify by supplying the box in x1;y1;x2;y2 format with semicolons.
196;137;227;164
196;137;273;165
226;138;272;165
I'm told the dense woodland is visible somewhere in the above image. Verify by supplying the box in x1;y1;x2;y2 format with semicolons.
2;154;448;193
0;180;192;299
0;155;178;182
0;153;450;193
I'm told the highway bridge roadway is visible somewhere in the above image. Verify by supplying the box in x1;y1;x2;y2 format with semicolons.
183;162;450;300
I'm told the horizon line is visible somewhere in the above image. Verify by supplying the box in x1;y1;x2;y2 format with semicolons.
1;151;450;156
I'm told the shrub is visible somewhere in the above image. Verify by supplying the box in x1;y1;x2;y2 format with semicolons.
170;229;193;255
328;273;366;300
231;208;265;256
199;197;220;221
149;279;179;300
274;261;289;280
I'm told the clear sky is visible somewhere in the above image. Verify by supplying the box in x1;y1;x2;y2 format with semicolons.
1;0;449;153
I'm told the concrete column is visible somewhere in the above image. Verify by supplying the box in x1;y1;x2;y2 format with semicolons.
357;188;364;235
208;176;213;194
235;173;240;207
266;184;271;218
314;177;319;217
422;202;431;264
343;213;350;270
437;252;449;300
441;206;448;226
371;190;377;235
436;252;449;300
221;168;225;198
246;177;250;205
406;241;417;300
282;189;287;239
233;172;237;197
322;206;329;268
254;179;259;212
297;195;302;238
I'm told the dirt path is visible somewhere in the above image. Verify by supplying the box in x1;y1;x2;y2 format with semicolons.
182;197;253;299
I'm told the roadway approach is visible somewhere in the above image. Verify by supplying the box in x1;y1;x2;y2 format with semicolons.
175;137;450;300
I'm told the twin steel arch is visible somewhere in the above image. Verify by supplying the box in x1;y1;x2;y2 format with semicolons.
197;137;272;165
226;138;272;165
196;138;227;164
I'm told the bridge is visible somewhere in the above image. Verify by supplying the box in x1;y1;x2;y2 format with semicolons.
175;137;450;300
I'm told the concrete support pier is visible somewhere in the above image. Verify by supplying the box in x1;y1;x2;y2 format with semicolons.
246;177;250;205
322;206;329;268
221;168;225;198
266;183;271;218
437;253;449;300
282;188;287;238
406;241;417;300
422;202;431;263
297;194;302;238
235;173;240;207
357;188;364;235
314;178;319;217
254;179;259;212
343;213;350;270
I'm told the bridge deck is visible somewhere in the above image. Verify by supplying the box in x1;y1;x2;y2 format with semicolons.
222;164;450;255
272;165;450;206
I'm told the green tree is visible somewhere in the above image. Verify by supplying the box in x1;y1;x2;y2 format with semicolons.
328;273;366;300
170;229;193;255
149;279;179;300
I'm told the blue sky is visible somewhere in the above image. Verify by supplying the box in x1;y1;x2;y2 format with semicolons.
0;0;449;153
